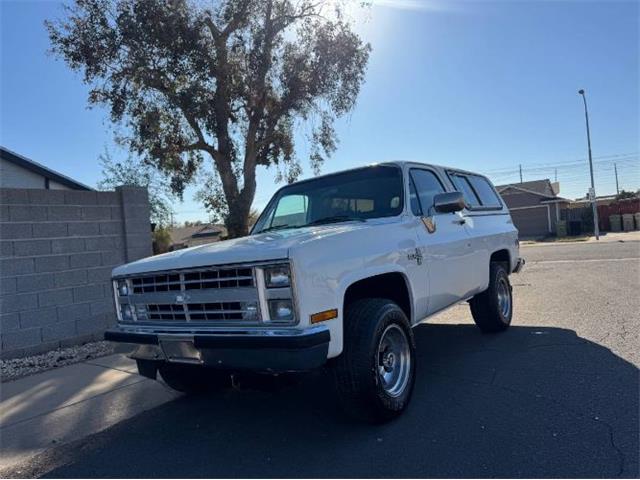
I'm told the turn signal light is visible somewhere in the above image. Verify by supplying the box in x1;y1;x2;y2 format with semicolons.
310;308;338;324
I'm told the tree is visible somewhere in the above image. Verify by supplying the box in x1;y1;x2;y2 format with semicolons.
152;226;173;254
97;150;176;226
47;0;371;237
615;189;639;201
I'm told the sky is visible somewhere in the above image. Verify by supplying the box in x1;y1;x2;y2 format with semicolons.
1;0;638;223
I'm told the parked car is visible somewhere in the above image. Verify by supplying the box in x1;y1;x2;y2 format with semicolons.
106;162;524;422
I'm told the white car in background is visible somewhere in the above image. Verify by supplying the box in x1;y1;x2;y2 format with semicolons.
106;162;524;422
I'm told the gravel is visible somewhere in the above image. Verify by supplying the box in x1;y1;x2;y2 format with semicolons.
0;341;115;382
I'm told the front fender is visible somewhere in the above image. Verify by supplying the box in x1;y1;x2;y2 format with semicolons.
336;265;415;322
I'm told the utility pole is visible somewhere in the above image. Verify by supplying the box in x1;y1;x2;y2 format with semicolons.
519;164;523;183
554;168;557;183
578;89;599;240
614;163;620;195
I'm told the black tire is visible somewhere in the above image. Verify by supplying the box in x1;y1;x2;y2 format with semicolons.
332;298;416;423
158;363;232;394
470;262;513;333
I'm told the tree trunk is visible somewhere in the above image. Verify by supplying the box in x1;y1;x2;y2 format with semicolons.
225;197;251;238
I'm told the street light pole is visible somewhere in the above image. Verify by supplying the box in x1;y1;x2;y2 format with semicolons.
578;89;599;240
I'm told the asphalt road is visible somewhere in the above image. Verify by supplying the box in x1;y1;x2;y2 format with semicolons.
15;240;640;478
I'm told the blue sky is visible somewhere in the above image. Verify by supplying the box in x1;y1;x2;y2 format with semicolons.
1;0;638;222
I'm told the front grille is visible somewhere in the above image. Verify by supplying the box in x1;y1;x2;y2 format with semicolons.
130;267;254;293
138;302;255;322
121;265;261;325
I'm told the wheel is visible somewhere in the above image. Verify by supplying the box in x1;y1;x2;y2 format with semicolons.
470;262;513;333
158;363;232;394
332;298;416;423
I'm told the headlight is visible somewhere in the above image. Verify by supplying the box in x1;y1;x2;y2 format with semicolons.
264;265;291;288
268;299;294;322
116;279;129;296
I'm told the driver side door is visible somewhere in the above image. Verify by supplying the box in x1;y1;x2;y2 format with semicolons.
409;168;475;316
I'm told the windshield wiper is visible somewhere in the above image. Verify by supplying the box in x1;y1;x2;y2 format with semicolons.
306;215;366;227
258;224;292;233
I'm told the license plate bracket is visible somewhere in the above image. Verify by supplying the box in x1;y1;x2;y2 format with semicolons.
159;336;203;364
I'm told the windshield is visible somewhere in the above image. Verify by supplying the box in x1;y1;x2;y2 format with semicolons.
252;165;404;234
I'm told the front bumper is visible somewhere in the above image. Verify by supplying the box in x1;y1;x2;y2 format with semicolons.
104;325;330;372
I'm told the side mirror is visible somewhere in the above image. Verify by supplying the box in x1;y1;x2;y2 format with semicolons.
433;191;465;213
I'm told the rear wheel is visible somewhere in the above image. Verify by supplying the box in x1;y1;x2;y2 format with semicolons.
470;262;513;333
158;363;232;394
332;298;416;423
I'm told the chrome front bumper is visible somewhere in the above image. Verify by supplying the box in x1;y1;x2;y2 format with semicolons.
105;325;330;372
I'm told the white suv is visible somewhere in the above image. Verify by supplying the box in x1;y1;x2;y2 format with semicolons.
106;162;524;421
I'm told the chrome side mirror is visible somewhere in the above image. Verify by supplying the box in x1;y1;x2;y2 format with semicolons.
433;191;465;213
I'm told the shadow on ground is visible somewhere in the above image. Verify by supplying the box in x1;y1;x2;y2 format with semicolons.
27;324;640;478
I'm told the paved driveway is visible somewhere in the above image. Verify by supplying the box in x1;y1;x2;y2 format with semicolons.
13;240;640;478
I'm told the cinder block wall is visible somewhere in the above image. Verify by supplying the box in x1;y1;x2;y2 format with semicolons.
0;186;152;358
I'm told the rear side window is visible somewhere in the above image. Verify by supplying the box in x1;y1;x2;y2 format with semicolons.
467;175;502;208
449;174;481;207
409;169;445;215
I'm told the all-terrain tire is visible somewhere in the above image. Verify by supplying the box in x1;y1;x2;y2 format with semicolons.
332;298;416;423
470;262;513;333
158;363;232;394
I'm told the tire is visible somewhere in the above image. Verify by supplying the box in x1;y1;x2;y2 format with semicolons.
332;298;416;423
158;363;232;394
470;262;513;333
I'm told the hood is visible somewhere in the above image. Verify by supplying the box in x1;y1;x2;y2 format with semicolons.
113;222;370;277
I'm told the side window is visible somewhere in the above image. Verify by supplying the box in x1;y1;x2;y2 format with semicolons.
409;169;445;216
409;177;421;215
467;175;503;209
450;174;481;208
271;194;308;227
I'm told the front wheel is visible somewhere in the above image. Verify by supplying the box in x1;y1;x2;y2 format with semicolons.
332;298;416;423
470;263;513;333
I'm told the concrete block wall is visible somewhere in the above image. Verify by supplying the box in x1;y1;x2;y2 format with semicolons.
0;186;152;358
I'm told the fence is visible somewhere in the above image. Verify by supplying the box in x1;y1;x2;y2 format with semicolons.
0;186;152;358
561;198;640;234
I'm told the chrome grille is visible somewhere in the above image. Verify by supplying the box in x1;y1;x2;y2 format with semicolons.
130;267;254;293
137;302;256;322
120;265;261;325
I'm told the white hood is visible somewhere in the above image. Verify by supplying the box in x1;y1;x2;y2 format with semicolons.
112;222;370;277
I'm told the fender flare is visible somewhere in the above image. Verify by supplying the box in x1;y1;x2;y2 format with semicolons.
337;265;416;325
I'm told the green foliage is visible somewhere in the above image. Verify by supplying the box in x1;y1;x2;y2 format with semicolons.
152;226;173;254
47;0;371;237
96;150;176;227
615;190;639;200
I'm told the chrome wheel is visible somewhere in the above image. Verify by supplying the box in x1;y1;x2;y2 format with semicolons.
497;276;511;318
377;324;411;397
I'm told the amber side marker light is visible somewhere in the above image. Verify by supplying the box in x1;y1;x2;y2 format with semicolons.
310;308;338;324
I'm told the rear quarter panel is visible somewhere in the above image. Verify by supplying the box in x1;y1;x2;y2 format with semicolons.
464;211;519;293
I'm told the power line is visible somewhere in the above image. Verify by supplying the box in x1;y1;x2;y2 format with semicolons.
483;152;638;175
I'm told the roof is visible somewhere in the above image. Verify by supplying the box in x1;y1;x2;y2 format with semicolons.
169;224;227;245
279;161;491;191
0;146;94;191
496;179;556;197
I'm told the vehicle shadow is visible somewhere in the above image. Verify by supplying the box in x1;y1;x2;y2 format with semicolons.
43;324;639;478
